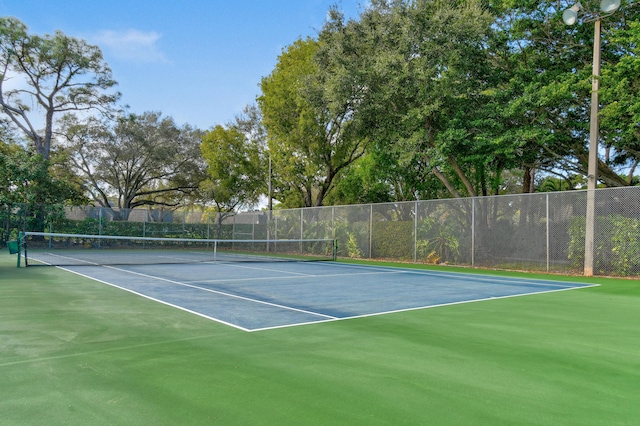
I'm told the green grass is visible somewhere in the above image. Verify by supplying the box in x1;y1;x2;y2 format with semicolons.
1;252;639;425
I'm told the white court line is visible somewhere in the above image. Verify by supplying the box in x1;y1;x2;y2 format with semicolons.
249;283;600;332
103;265;337;320
213;262;314;276
56;266;252;332
33;252;99;266
320;262;594;289
188;270;404;284
180;261;592;289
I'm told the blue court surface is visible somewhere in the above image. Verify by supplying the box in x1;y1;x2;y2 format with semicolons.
60;261;596;332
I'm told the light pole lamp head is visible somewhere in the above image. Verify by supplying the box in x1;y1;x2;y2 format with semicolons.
563;2;583;25
600;0;621;13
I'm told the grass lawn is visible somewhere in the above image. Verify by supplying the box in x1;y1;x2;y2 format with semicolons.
1;252;639;425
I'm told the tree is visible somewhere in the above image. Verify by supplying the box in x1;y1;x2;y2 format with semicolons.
229;104;271;206
0;142;85;205
313;0;500;201
536;174;585;192
199;122;265;235
600;20;640;184
326;153;395;205
487;0;640;189
1;140;86;241
0;17;119;160
258;37;367;207
314;0;640;201
60;112;205;218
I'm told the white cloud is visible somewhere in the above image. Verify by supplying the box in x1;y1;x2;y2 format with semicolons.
92;29;169;64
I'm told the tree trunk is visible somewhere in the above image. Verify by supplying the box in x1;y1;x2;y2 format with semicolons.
522;167;535;193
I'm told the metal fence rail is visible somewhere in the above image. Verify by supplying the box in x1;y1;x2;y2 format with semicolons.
3;186;639;277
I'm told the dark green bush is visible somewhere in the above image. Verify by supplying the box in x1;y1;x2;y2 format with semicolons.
371;221;413;260
569;215;640;276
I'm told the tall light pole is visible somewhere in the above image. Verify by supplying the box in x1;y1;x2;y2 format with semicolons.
267;153;272;251
563;0;621;276
268;153;273;211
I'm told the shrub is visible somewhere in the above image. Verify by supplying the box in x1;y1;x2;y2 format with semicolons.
569;215;640;276
416;217;460;264
371;221;413;260
346;232;363;258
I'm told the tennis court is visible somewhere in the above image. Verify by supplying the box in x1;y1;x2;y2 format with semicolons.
4;246;639;425
53;260;594;332
17;232;596;331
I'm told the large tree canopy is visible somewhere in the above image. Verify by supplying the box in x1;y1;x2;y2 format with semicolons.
60;112;205;217
0;139;87;240
260;0;500;203
258;37;368;208
200;122;265;215
0;17;119;160
600;19;640;183
4;2;640;218
0;142;84;206
259;0;640;205
486;0;639;189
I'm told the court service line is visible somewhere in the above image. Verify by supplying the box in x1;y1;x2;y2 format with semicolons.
147;257;318;277
103;265;338;320
323;262;595;289
39;252;100;266
214;262;315;276
189;269;405;284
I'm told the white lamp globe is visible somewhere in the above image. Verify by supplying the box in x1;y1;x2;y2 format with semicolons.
600;0;621;13
563;8;579;25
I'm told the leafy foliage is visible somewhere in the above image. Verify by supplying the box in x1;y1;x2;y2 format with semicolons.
258;1;640;205
5;3;640;218
371;221;414;260
258;37;367;207
0;143;85;207
568;214;640;276
60;112;205;217
0;141;87;242
416;217;460;264
200;124;265;213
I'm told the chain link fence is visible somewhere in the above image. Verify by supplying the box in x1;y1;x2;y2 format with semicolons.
3;186;639;277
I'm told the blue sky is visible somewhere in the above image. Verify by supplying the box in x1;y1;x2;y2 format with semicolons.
1;0;365;129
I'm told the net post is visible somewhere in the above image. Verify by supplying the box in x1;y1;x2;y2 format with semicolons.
17;231;22;268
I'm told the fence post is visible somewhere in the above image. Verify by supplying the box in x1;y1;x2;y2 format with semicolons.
471;198;475;267
232;214;236;239
546;193;550;273
369;204;373;259
414;200;418;262
332;206;335;241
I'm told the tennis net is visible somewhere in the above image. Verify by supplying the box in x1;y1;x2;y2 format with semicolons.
21;232;336;266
